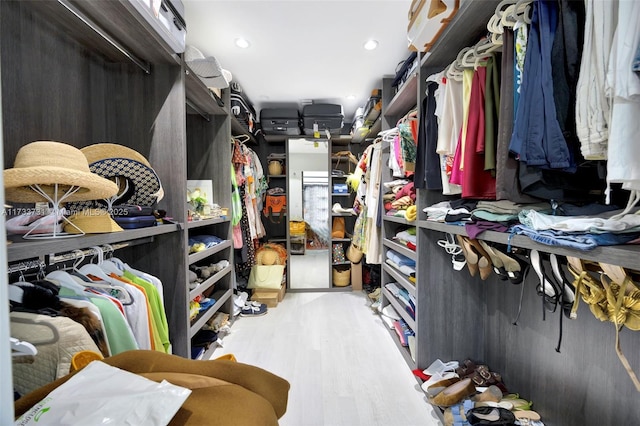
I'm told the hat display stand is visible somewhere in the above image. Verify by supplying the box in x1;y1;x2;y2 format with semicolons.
21;183;84;239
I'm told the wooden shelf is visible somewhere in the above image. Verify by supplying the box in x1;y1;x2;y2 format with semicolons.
188;239;232;265
185;66;226;116
420;0;502;71
352;116;382;144
7;224;180;263
383;215;413;225
380;318;416;371
418;220;640;272
383;238;417;261
189;264;233;300
231;117;257;144
186;217;230;230
189;288;232;338
382;263;416;297
385;72;418;118
382;287;416;331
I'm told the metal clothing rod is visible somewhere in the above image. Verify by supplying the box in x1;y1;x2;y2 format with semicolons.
46;237;154;266
56;0;152;75
186;99;210;122
7;259;46;275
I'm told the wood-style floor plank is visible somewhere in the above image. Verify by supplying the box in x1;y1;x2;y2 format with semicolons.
211;291;443;426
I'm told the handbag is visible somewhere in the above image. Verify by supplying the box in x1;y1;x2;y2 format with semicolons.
346;242;363;264
289;220;306;235
332;243;346;264
263;193;286;215
247;264;285;289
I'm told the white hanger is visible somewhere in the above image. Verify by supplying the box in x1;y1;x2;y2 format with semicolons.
11;337;37;357
99;245;124;276
46;269;89;296
78;247;133;304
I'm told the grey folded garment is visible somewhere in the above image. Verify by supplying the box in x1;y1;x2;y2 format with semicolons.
474;200;551;215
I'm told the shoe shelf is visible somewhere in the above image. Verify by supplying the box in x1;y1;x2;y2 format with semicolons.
382;321;416;371
6;223;181;263
382;263;415;298
383;238;416;261
188;239;232;265
332;261;351;266
186;217;230;230
189;288;233;338
382;287;416;331
331;193;350;197
189;264;233;300
418;220;640;272
331;212;353;217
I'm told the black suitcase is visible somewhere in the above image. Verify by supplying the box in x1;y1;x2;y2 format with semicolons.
230;81;257;135
260;108;301;135
302;104;344;136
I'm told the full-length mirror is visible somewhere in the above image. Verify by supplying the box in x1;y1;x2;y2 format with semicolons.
288;138;329;289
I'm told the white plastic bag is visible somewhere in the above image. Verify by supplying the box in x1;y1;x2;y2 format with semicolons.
15;361;191;426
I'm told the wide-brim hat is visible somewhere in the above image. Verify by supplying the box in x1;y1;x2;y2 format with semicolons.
4;141;119;203
63;208;123;234
88;157;162;206
184;45;232;89
81;143;164;203
82;143;151;167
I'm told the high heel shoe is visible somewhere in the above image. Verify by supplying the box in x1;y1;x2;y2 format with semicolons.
456;236;492;280
549;253;576;319
477;240;509;281
467;239;493;281
486;244;530;285
530;250;561;315
456;235;479;277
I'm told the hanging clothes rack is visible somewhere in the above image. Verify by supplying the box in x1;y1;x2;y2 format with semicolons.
45;237;153;267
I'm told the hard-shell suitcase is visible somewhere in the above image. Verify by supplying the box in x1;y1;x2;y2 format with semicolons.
302;104;344;136
260;108;301;135
230;81;257;135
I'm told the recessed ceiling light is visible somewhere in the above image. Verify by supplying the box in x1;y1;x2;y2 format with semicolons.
364;40;378;50
235;38;250;49
346;95;356;100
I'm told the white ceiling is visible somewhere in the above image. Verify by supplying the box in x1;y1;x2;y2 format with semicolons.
183;0;413;123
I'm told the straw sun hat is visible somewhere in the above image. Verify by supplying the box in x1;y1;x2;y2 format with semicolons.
63;208;123;234
4;141;119;203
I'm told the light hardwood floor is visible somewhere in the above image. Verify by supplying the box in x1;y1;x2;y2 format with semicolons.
211;291;443;426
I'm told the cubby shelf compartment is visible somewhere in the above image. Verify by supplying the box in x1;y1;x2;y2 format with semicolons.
383;238;416;261
7;224;181;263
382;322;416;371
189;264;233;300
188;240;232;265
418;220;640;272
382;287;416;331
188;288;233;338
382;263;415;297
186;217;230;230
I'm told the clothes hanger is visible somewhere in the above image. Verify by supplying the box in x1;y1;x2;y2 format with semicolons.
78;247;133;304
10;337;37;357
99;244;124;276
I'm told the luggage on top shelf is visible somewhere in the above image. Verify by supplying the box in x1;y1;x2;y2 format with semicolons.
260;108;301;135
302;103;344;137
230;81;258;135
